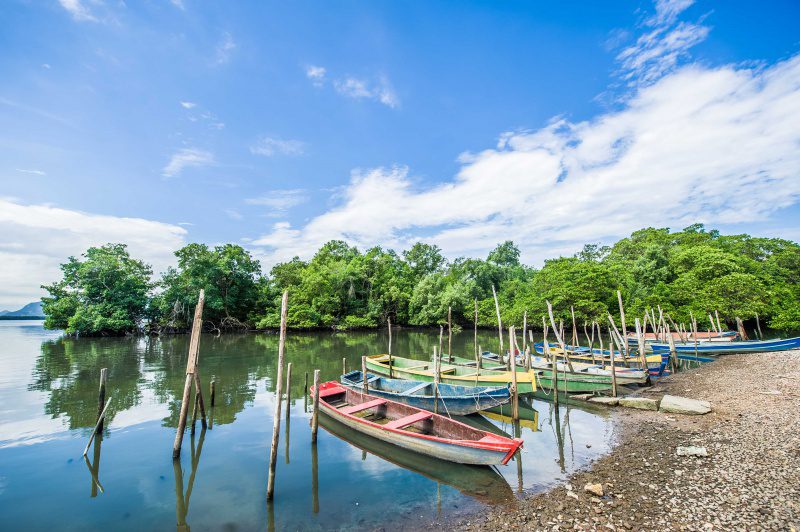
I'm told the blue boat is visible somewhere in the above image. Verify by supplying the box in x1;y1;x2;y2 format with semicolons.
340;371;511;416
649;336;800;355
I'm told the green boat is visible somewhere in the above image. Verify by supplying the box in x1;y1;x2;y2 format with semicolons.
365;354;539;394
442;354;613;394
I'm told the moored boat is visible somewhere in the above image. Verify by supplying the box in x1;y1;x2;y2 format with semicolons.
340;370;511;416
649;336;800;355
365;354;539;393
312;380;523;465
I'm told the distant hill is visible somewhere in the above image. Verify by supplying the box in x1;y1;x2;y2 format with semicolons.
0;301;44;318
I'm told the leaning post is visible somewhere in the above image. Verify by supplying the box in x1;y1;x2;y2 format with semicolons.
311;369;320;443
96;368;108;434
266;290;289;501
173;289;205;459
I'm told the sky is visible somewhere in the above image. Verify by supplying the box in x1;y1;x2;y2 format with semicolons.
1;0;800;309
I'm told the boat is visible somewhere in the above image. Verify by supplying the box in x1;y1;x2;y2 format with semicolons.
365;354;539;393
442;353;614;393
532;343;667;375
649;336;800;355
627;331;738;343
339;371;511;416
319;414;515;504
479;351;649;386
312;380;523;465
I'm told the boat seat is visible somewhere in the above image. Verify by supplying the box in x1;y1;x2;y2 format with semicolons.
399;382;430;396
385;411;433;430
340;398;387;415
403;364;429;370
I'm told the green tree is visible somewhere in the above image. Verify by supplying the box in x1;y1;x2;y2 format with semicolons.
41;244;153;335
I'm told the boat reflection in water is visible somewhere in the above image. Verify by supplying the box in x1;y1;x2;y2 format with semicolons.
319;414;514;505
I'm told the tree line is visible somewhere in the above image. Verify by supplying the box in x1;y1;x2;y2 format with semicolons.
41;224;800;336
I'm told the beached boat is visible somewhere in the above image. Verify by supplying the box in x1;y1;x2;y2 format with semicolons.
312;380;523;465
365;354;539;393
649;336;800;355
339;371;511;416
533;343;666;374
479;351;649;386
627;331;738;343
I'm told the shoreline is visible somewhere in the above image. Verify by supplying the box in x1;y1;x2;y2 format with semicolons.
445;350;800;531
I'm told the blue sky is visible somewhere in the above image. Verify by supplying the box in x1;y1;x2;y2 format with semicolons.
1;0;800;309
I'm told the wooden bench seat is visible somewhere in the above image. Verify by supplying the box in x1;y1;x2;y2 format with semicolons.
385;411;433;430
399;382;430;396
402;364;429;371
340;398;387;415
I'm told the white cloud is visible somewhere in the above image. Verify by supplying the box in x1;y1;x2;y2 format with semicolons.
161;148;214;177
214;32;236;65
245;189;308;214
225;209;243;220
58;0;97;22
170;0;185;10
15;169;46;176
249;136;306;157
41;63;51;69
249;54;800;267
333;75;399;108
306;65;326;86
180;101;196;109
0;198;187;309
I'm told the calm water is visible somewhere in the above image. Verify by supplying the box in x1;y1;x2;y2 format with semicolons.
0;320;613;531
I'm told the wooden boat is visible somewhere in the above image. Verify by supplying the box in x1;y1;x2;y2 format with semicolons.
339;371;511;416
627;331;738;343
533;343;666;374
365;354;539;393
479;351;648;386
312;381;523;465
443;354;613;393
649;336;800;355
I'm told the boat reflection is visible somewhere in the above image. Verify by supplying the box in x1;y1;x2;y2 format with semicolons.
319;415;514;505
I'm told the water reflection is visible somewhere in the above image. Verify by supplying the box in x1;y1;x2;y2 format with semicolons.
84;432;104;496
173;427;206;531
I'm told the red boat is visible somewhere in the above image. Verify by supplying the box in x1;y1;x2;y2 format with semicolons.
311;381;523;466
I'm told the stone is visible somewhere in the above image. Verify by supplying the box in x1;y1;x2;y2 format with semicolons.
588;396;619;406
676;446;709;457
584;483;604;497
571;393;594;401
659;395;712;415
618;396;660;410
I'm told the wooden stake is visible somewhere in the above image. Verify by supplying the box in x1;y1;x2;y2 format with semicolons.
433;347;440;414
96;368;107;434
438;325;444;362
617;290;628;357
509;326;519;420
491;284;504;366
715;310;723;335
447;306;452;362
285;362;292;420
635;317;647;374
546;301;575;372
266;290;289;501
473;299;478;363
570;307;578;349
342;357;346;376
362;356;369;395
709;313;717;334
190;390;199;435
83;398;111;456
522;310;528;354
173;289;205;459
667;325;678;373
755;313;763;339
311;369;320;443
544;333;558;405
608;333;618;398
735;317;749;341
387;318;393;378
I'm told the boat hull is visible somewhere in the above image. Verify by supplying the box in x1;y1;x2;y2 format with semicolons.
650;336;800;355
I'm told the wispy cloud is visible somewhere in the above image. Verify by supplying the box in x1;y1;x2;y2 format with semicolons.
245;189;308;214
251;52;800;266
170;0;185;10
334;75;399;108
180;101;196;109
306;65;326;87
15;169;46;176
58;0;97;22
214;32;236;65
162;148;214;177
249;136;306;157
615;0;709;86
225;209;243;221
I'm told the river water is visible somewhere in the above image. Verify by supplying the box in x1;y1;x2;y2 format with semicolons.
0;320;613;530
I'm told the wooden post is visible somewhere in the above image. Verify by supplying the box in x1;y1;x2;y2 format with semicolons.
447;306;452;362
608;333;618;398
433;347;440;414
709;313;717;334
311;369;320;443
362;356;369;395
304;372;308;396
570;307;578;349
667;314;687;343
715;310;723;335
190;390;199;435
755;314;763;339
387;318;393;378
635;317;647;373
522;310;528;354
210;379;216;407
692;313;699;358
617;290;628;357
477;344;482;374
342;357;347;376
544;334;558;405
546;301;575;372
83;398;111;456
285;362;292;420
266;291;289;501
473;299;479;363
509;326;519;420
96;368;107;434
735;317;749;341
173;289;205;459
667;325;678;373
491;284;504;367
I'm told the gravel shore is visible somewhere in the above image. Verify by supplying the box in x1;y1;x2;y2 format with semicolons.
450;350;800;531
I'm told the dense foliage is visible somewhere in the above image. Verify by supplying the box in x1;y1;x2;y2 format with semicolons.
42;225;800;335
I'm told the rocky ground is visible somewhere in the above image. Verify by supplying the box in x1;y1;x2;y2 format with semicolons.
449;350;800;531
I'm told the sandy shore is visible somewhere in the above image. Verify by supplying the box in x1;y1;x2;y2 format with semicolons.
450;350;800;531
